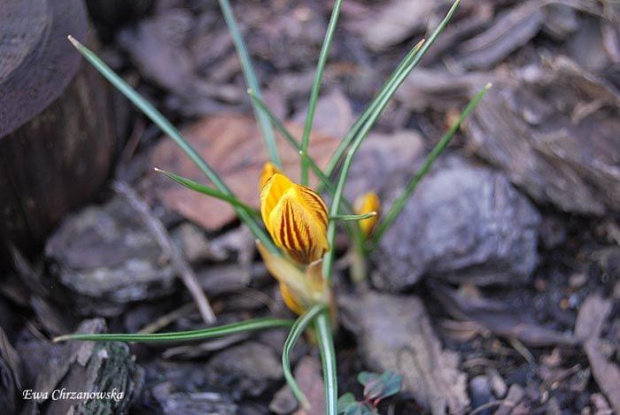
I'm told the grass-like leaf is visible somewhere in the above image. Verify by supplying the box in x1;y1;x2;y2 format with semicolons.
331;212;377;222
300;0;345;185
316;311;338;415
282;304;326;409
322;0;462;280
53;317;294;343
372;83;492;244
247;90;335;192
322;0;462;185
248;91;361;231
320;38;425;189
67;36;278;254
155;168;259;216
217;0;281;167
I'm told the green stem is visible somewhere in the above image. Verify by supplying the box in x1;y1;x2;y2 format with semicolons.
282;304;326;409
217;0;281;167
315;311;338;415
53;318;294;343
301;0;344;185
372;84;492;244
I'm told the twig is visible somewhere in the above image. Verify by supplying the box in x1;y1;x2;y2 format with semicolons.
113;181;216;324
469;400;515;415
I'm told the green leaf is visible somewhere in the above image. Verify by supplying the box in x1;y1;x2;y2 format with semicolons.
371;83;491;244
53;317;294;343
358;371;402;401
247;90;335;192
216;0;280;167
337;393;357;412
324;0;463;183
316;311;338;415
322;0;463;281
67;36;278;255
155;168;259;216
331;212;377;222
301;0;344;185
282;304;326;409
337;394;378;415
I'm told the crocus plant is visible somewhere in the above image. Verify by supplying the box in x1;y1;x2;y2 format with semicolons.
55;0;491;413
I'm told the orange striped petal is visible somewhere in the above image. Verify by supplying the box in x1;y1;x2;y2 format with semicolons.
260;172;294;236
269;187;329;264
354;192;381;238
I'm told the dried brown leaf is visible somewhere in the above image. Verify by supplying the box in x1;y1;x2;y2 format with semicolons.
147;114;339;230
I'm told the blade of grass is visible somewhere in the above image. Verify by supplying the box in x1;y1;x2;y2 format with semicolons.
248;90;335;193
54;317;294;343
372;84;492;244
217;0;281;167
67;36;278;254
282;304;326;409
322;0;462;280
300;0;344;185
315;311;338;415
154;168;259;216
320;38;425;187
331;212;377;221
322;0;462;186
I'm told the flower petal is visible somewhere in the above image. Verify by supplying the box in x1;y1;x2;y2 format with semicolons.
269;187;329;264
259;162;281;190
354;192;381;238
260;172;294;236
279;283;304;315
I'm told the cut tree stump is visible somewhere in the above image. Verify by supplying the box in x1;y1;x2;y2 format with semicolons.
0;0;119;265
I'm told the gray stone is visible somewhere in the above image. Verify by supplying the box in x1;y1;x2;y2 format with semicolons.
206;341;283;398
373;155;541;289
46;196;177;316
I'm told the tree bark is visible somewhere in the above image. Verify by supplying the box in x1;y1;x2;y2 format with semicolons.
0;0;118;265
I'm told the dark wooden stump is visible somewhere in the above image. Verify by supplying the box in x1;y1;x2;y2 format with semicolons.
0;0;118;265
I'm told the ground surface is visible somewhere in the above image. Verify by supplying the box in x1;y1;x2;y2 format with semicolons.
2;0;619;414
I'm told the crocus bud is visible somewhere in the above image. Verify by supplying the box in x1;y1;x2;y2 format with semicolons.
354;192;381;238
259;163;329;264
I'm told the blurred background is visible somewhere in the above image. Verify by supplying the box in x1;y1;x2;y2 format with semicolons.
0;0;618;413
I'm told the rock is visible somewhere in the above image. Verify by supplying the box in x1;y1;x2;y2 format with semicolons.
466;57;620;215
469;376;493;415
141;360;238;414
205;341;283;398
45;196;177;316
22;319;143;415
151;383;237;415
269;356;325;414
373;156;540;289
353;0;450;52
345;130;425;201
341;292;469;415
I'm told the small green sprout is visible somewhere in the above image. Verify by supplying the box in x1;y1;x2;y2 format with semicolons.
338;371;403;415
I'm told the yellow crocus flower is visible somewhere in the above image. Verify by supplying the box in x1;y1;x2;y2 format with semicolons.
354;192;381;238
259;163;329;265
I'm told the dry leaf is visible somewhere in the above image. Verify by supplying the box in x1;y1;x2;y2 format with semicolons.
147;114;339;230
